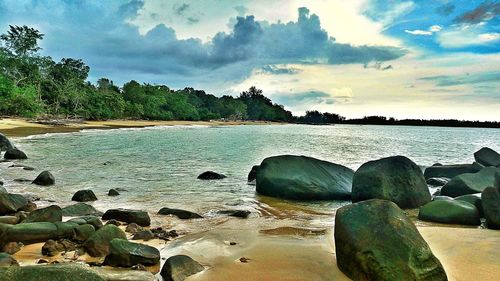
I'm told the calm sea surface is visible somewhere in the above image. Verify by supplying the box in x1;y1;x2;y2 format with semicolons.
2;124;499;231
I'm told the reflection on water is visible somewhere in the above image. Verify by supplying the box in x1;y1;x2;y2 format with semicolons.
1;124;499;232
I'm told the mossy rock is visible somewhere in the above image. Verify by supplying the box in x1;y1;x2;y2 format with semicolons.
0;264;105;281
102;209;150;227
418;200;480;225
441;167;499;197
482;187;500;230
161;255;204;281
103;238;160;267
62;203;102;217
84;224;126;257
23;205;62;223
0;193;28;215
424;164;481;179
0;222;58;245
474;147;500;167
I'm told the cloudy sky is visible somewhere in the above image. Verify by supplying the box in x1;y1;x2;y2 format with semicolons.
1;0;499;120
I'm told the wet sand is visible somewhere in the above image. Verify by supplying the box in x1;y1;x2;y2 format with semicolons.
0;118;281;137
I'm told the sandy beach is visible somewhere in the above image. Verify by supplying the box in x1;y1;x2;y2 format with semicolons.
0;118;281;137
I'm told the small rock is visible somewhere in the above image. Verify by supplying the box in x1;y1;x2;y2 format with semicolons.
131;264;147;271
125;223;143;234
62;203;102;216
132;230;155;241
2;242;23;255
247;165;259;182
157;207;203;219
161;255;204;281
42;239;66;257
32;171;55;186
37;259;49;264
239;257;249;263
230;242;237;245
218;210;251;218
102;209;150;227
4;149;27;160
108;189;120;196
426;177;449;186
103;238;160;267
105;219;121;226
197;171;226;180
72;190;98;202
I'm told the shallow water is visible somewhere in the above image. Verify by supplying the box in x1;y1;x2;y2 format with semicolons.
1;124;499;232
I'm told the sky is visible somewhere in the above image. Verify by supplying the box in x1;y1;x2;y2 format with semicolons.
0;0;499;121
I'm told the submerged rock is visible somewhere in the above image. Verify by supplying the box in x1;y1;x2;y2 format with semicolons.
0;264;105;281
217;210;251;218
3;149;27;160
108;189;119;196
157;208;203;219
84;224;127;257
0;193;28;215
197;171;226;180
32;171;55;186
256;155;354;200
161;255;204;281
104;238;160;267
71;190;98;202
23;205;62;223
352;156;430;208
482;187;500;230
418;200;480;226
441;167;499;197
102;209;151;227
424;164;482;179
335;199;447;281
62;203;102;217
474;147;500;167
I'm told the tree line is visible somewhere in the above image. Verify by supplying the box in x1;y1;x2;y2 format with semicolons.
1;25;498;128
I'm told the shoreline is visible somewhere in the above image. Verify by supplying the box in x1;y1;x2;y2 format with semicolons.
0;118;283;137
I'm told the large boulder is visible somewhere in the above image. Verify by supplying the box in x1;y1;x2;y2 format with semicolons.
482;187;500;230
84;224;127;257
0;264;105;281
158;208;203;219
62;203;102;216
352;156;430;208
0;133;15;152
74;224;96;242
418;200;480;225
455;193;483;217
256;155;354;200
3;149;27;160
71;190;97;202
23;205;62;223
197;171;226;180
32;171;55;186
103;238;160;267
441;167;499;197
474;147;500;167
102;209;150;227
424;164;481;179
334;199;447;281
0;193;28;215
0;222;58;244
161;255;204;281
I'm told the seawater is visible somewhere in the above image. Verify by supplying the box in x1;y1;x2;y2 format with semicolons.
1;124;499;231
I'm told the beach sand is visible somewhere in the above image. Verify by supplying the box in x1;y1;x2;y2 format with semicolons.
0;118;280;137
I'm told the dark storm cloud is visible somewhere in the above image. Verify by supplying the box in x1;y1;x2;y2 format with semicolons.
455;1;500;24
260;65;302;75
0;2;406;87
174;3;190;16
419;71;500;86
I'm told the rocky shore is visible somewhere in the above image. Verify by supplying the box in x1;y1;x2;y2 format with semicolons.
1;131;500;280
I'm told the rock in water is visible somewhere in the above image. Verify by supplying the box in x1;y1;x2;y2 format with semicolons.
424;164;482;179
0;264;105;281
71;190;98;202
23;205;62;223
217;210;251;218
0;193;28;215
84;224;127;257
352;156;430;208
334;199;447;281
3;149;28;160
197;171;226;180
103;238;160;267
102;209;151;227
474;147;500;167
157;208;203;219
440;167;499;197
0;133;15;152
32;171;55;186
256;155;354;200
108;189;119;196
247;165;259;182
418;200;480;225
482;187;500;229
161;255;204;281
62;203;102;216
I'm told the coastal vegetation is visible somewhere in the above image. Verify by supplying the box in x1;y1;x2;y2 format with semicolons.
1;25;499;128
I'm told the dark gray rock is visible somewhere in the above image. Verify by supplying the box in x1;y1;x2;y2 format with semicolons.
424;164;481;179
197;171;226;180
418;200;480;225
161;255;204;281
352;156;430;209
247;165;259;182
0;193;28;215
102;209;150;227
0;133;15;152
103;238;160;267
71;190;97;202
426;177;449;186
335;199;446;281
256;155;354;200
132;230;155;241
62;203;102;216
32;171;55;186
158;208;203;219
474;147;500;167
4;149;27;160
217;210;251;218
455;193;483;217
74;224;95;242
23;205;62;223
108;189;119;196
441;167;499;197
482;187;500;230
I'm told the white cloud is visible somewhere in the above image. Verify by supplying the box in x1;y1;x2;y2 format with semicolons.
438;25;500;48
405;25;442;36
429;25;442;32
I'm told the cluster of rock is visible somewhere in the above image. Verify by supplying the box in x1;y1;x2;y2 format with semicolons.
0;133;206;281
